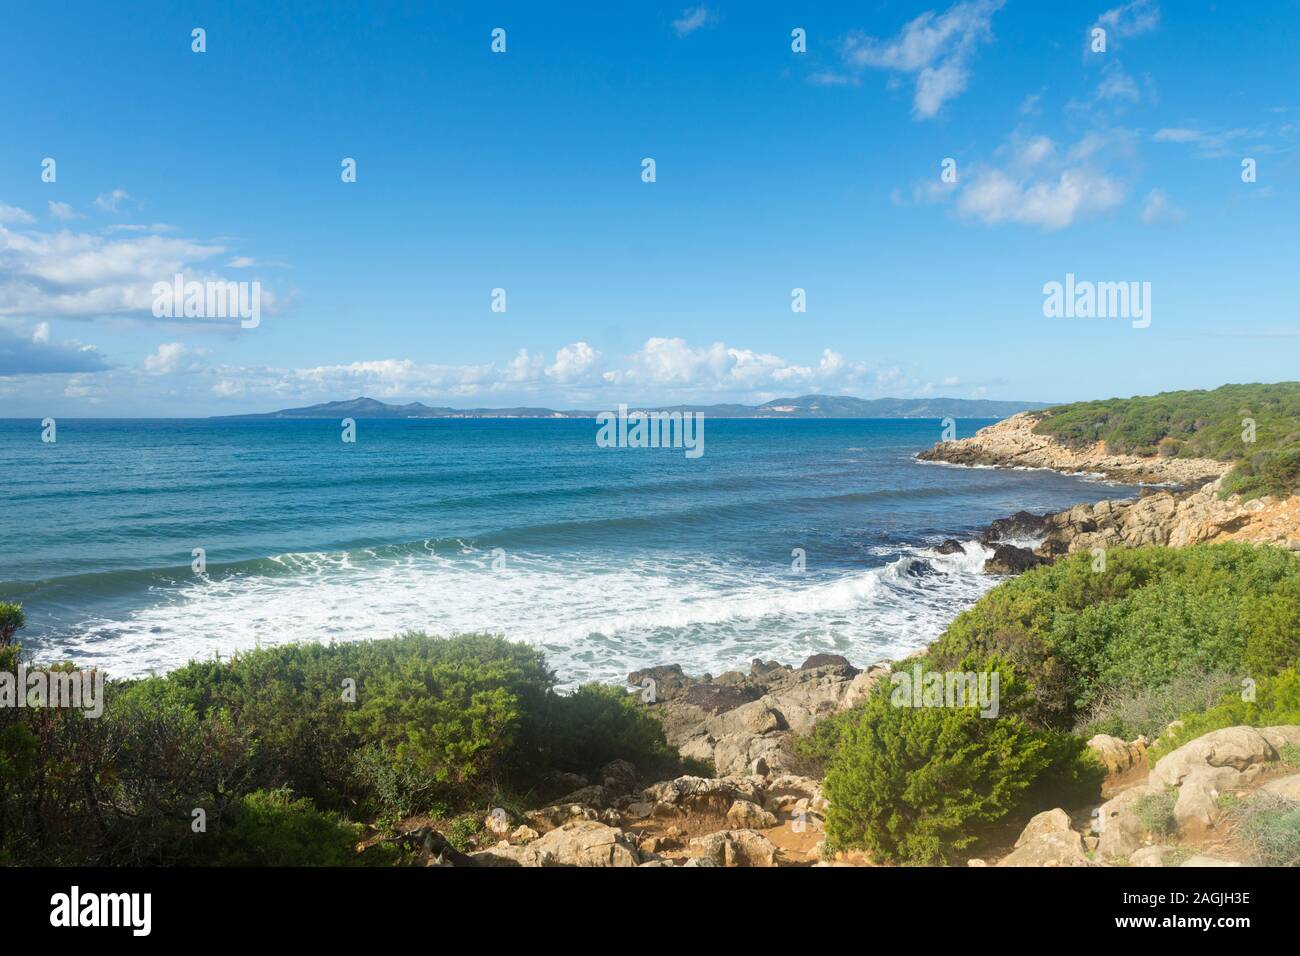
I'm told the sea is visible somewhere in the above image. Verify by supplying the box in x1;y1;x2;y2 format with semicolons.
0;417;1134;685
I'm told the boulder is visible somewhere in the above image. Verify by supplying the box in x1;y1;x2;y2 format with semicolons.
983;544;1050;575
1097;784;1162;860
688;829;778;868
1180;855;1242;868
684;683;760;714
528;820;640;867
799;653;857;672
1128;846;1176;868
1262;773;1300;801
1087;734;1146;776
725;799;778;830
1150;726;1281;789
524;802;599;831
933;539;966;555
626;664;694;702
997;809;1092;867
598;759;639;796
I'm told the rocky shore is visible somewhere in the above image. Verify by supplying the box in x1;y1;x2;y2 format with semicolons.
412;649;1300;867
921;412;1300;563
405;411;1300;867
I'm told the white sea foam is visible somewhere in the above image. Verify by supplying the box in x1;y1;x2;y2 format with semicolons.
44;542;1002;686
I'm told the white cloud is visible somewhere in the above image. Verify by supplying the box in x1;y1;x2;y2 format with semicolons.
228;256;257;268
1096;0;1161;40
144;341;205;375
841;0;1004;118
0;202;35;225
93;188;130;213
32;321;50;344
672;6;714;37
547;341;602;383
0;220;276;323
48;200;80;221
1140;189;1184;226
957;166;1124;230
908;131;1132;230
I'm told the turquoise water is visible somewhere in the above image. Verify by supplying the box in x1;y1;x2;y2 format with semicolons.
0;418;1131;683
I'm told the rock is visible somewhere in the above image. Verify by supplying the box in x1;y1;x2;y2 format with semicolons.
632;655;863;776
967;858;988;867
919;412;1227;487
639;775;762;813
741;706;785;734
638;859;673;867
598;759;639;796
1088;734;1146;776
626;664;693;702
509;825;539;844
842;665;888;710
1129;846;1175;867
470;841;549;867
799;653;856;671
997;809;1092;867
524;802;599;831
681;857;716;867
1150;726;1283;789
980;510;1050;544
1262;773;1300;801
1172;767;1242;840
749;756;770;777
933;539;966;555
1097;784;1162;860
725;799;778;830
1180;855;1242;868
688;829;778;868
529;820;640;867
401;826;475;867
983;544;1050;575
684;683;760;714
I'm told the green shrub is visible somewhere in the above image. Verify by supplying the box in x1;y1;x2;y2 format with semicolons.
0;603;23;648
1134;789;1177;838
1242;576;1300;676
935;544;1300;727
544;683;678;782
821;661;1093;865
1031;383;1300;498
1225;792;1300;867
202;788;367;866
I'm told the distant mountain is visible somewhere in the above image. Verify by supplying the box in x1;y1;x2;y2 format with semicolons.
215;394;1049;420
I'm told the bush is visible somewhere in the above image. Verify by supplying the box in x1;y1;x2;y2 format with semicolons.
1133;789;1177;838
0;603;23;648
1075;669;1242;741
1225;792;1300;867
1242;576;1300;677
821;660;1093;865
1031;383;1300;498
545;683;678;781
934;544;1300;727
202;789;367;866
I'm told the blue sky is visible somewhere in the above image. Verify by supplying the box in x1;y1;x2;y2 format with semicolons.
1;0;1298;416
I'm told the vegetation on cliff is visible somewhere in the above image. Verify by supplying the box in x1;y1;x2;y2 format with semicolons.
1030;382;1300;498
0;621;681;866
817;543;1300;864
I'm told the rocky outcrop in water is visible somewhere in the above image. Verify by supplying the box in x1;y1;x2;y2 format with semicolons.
918;412;1227;485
